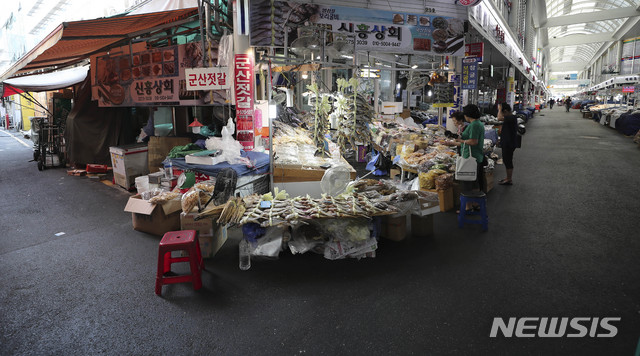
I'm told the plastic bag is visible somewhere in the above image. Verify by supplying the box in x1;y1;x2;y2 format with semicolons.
149;191;181;204
289;224;323;255
217;34;232;66
205;118;244;164
419;169;446;190
141;188;164;201
181;188;209;213
252;227;284;257
314;218;370;242
435;173;453;191
242;223;266;241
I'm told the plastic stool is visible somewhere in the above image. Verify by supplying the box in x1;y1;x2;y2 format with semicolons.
155;230;204;295
458;191;488;232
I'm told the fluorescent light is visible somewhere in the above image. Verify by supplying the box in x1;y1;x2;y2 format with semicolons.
428;90;432;97
411;64;418;69
341;54;353;59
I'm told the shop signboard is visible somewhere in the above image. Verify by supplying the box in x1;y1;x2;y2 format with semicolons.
234;53;255;151
461;57;480;90
464;42;484;62
250;1;468;56
185;67;230;91
92;42;228;107
622;86;634;93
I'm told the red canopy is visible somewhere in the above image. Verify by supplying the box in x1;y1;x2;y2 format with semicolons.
0;8;198;81
2;84;24;98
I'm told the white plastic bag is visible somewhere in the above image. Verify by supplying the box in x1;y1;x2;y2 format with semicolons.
205;118;244;164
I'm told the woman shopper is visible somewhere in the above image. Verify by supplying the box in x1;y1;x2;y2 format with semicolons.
496;103;518;185
446;104;485;211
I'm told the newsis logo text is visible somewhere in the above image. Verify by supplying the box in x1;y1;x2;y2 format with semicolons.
490;317;621;338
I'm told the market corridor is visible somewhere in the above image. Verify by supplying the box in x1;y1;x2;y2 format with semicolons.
1;109;639;355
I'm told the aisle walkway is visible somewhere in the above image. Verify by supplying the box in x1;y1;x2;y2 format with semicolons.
0;112;639;355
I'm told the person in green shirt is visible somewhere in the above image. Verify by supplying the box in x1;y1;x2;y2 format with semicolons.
446;104;486;210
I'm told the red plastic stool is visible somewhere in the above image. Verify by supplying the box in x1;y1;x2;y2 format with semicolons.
155;230;204;295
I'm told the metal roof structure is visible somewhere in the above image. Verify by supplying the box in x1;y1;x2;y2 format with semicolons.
538;0;640;73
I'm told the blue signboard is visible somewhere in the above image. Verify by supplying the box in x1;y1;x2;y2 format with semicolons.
461;57;480;90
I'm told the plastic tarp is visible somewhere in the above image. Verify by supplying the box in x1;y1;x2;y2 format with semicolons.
169;151;270;177
3;66;88;95
65;75;135;165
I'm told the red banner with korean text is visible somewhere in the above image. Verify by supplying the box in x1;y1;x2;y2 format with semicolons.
234;54;254;151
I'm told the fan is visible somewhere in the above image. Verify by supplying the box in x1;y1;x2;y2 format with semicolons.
290;26;321;57
320;165;352;196
326;34;353;59
272;91;287;105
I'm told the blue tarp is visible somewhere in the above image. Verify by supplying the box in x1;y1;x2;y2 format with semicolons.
169;150;270;177
614;112;640;136
485;128;498;145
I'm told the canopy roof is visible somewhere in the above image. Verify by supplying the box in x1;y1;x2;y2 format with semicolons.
2;65;89;97
0;7;198;81
540;0;640;73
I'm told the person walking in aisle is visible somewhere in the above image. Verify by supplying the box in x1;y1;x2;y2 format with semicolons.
549;98;555;109
565;97;572;112
496;103;518;185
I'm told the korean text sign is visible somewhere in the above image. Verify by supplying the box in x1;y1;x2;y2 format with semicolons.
185;67;230;90
234;54;255;150
461;57;479;90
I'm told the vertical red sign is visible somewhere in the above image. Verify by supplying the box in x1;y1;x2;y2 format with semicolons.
234;53;254;150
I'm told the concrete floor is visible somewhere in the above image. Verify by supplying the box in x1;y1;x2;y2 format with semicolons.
1;108;639;355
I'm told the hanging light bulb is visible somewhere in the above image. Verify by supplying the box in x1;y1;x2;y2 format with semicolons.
188;117;204;134
302;71;309;80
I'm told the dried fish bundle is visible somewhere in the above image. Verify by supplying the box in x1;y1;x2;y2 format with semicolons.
237;192;395;228
307;83;331;156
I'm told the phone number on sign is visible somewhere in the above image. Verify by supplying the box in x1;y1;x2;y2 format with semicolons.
372;41;401;47
137;95;174;101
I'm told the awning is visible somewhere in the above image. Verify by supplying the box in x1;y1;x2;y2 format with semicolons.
0;7;198;82
129;0;199;15
2;66;89;97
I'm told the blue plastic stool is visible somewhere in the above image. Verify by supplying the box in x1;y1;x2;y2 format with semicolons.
458;191;488;231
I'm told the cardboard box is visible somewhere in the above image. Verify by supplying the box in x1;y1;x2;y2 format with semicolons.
197;225;228;258
181;211;215;237
147;136;192;173
390;168;401;180
124;194;182;236
422;187;454;212
380;215;407;241
411;196;440;216
437;188;454;212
